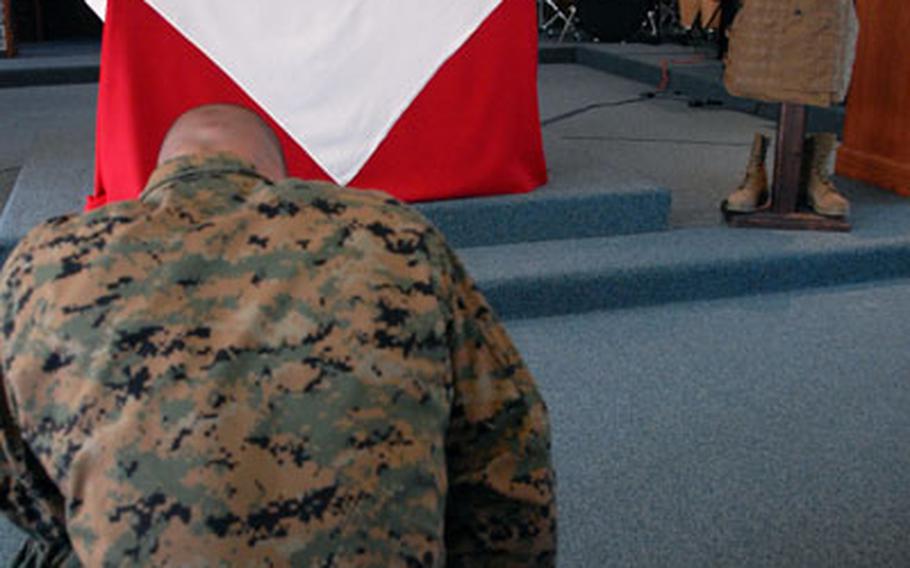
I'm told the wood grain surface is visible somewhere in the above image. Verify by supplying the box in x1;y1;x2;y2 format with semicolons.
837;0;910;195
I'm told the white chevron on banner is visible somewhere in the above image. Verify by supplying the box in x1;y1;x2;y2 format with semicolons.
92;0;502;185
84;0;105;19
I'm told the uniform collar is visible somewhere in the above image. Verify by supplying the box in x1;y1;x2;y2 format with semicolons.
141;153;274;202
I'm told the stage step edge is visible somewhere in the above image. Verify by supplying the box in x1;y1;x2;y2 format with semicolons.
462;218;910;320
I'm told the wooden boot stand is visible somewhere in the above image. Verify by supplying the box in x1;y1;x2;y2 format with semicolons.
724;103;851;232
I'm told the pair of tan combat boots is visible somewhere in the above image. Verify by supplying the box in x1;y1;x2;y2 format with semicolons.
726;132;850;217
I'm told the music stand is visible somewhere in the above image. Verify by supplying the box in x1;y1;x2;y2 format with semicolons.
539;0;577;42
717;0;739;58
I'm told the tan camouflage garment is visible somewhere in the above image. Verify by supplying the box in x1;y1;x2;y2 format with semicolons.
724;0;859;107
0;154;556;567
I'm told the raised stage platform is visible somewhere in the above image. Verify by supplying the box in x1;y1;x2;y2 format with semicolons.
2;44;910;567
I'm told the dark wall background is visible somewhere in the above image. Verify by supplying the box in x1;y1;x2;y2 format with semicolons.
13;0;101;42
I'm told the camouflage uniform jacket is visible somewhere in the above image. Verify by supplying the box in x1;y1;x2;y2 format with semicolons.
0;155;556;567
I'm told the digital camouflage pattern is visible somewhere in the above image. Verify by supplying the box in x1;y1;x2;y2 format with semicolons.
0;155;556;566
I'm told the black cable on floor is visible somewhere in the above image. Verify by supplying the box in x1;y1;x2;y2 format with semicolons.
540;94;655;127
562;136;754;147
540;91;693;127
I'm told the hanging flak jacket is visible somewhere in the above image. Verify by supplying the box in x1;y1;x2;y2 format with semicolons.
725;0;859;107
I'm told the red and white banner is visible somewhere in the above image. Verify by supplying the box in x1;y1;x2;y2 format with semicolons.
85;0;547;210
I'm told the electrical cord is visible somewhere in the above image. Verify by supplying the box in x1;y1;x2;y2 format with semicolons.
540;95;654;127
541;91;696;127
561;135;753;147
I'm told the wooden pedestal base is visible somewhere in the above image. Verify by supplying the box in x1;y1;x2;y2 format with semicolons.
723;205;851;232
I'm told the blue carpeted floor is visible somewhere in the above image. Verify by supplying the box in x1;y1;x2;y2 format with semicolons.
509;280;910;567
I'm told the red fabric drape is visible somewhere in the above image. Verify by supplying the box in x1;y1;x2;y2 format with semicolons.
89;0;546;210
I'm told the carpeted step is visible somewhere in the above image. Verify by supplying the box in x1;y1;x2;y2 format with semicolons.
0;127;673;261
418;184;669;249
0;130;94;262
417;180;670;249
0;41;101;89
462;182;910;320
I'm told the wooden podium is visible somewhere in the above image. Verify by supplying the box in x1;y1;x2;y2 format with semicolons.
836;0;910;196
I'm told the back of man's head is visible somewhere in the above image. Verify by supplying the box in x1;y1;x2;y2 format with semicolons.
157;104;287;181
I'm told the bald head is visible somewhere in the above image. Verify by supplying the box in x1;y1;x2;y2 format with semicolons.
158;104;287;181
